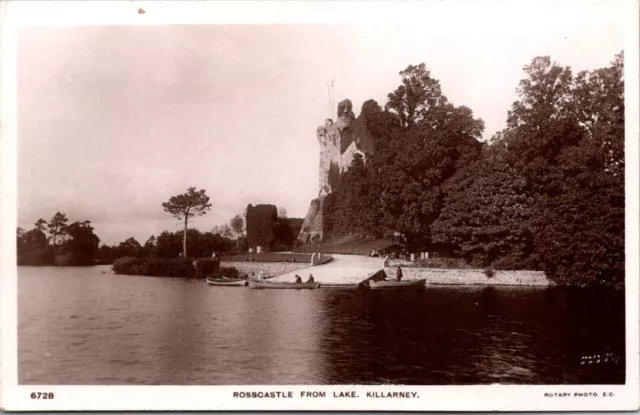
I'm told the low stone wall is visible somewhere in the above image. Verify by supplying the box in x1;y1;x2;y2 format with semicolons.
311;252;333;265
221;261;310;277
384;267;552;286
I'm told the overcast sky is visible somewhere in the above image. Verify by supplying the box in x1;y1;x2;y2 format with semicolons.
17;8;625;245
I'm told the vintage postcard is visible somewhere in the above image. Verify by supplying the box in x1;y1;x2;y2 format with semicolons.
1;0;638;411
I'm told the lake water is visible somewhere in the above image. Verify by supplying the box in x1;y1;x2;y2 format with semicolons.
19;266;625;385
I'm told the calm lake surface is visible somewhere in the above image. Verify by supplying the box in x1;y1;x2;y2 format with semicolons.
19;266;625;385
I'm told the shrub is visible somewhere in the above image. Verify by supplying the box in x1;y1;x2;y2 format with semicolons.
112;257;143;274
165;258;197;278
194;258;220;276
113;257;199;278
139;257;166;276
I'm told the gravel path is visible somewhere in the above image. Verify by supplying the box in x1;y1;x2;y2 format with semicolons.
270;254;384;285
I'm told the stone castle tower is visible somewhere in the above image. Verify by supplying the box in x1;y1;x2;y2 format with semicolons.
297;99;374;244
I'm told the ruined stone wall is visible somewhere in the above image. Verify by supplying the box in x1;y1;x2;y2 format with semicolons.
298;99;374;244
341;141;365;171
316;121;342;198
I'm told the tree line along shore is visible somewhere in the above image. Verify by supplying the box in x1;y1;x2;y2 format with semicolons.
17;52;624;288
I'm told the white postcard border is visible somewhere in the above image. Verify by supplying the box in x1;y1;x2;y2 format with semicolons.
1;0;638;411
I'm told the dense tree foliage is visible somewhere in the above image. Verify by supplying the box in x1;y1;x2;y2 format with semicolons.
245;204;301;251
325;154;382;237
63;221;101;265
495;53;625;285
246;204;277;250
97;229;237;263
322;53;624;286
327;64;484;249
17;214;100;266
17;226;53;265
432;147;534;268
272;217;303;251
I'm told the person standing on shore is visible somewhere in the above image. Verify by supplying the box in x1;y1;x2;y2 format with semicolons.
396;266;403;281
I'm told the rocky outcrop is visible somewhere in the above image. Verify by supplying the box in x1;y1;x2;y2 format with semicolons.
298;99;375;244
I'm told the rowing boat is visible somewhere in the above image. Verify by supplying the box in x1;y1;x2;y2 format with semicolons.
206;277;248;287
248;280;321;289
367;279;426;290
320;283;361;290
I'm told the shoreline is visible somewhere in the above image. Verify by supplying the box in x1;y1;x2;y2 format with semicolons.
383;266;552;287
17;259;625;289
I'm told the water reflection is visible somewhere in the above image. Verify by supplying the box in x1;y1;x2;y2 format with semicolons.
18;267;625;385
317;286;625;385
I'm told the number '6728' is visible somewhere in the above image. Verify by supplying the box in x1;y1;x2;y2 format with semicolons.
30;392;54;399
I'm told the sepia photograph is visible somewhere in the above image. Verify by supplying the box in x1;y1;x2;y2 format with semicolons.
1;0;638;411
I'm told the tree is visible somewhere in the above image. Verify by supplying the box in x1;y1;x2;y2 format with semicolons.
63;220;101;265
492;53;624;286
143;235;157;257
572;51;624;177
17;226;52;265
156;230;182;258
373;66;484;249
118;237;143;257
162;187;212;258
229;214;245;238
432;147;534;268
48;212;68;247
212;223;234;239
385;63;447;129
97;244;118;264
34;218;47;233
507;56;573;130
155;229;233;258
245;204;277;250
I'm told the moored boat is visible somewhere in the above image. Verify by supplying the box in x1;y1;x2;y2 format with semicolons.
320;283;360;289
248;280;321;289
367;279;426;290
206;277;248;287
